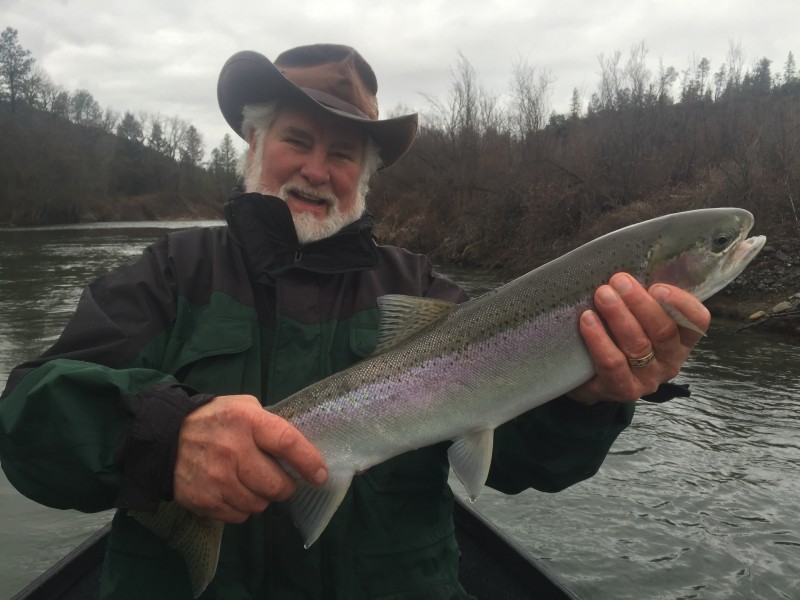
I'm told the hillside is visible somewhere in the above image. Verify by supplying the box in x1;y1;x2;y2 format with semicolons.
0;106;228;225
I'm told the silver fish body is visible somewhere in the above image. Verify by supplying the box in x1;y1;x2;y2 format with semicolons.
274;207;765;547
133;207;765;597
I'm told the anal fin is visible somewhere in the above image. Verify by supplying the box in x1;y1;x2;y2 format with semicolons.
448;429;494;503
287;470;353;548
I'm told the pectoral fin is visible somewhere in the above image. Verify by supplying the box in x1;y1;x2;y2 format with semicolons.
287;470;353;548
448;429;494;502
660;302;707;337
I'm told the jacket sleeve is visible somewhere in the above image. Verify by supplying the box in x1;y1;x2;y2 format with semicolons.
0;235;210;513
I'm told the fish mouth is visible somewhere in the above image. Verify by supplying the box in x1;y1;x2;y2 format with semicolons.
733;234;767;264
696;232;766;301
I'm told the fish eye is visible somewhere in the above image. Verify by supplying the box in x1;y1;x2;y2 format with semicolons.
711;230;735;252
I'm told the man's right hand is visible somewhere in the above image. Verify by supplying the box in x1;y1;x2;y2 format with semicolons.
173;394;328;523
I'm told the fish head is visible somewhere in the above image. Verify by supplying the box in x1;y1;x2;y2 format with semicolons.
645;208;766;302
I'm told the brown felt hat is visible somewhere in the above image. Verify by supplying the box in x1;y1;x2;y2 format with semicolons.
217;44;418;168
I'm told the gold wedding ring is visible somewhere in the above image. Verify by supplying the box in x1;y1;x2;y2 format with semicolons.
627;350;655;368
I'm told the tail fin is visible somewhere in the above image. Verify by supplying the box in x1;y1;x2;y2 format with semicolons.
130;502;223;598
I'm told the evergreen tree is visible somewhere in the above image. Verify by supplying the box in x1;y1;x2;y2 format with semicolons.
0;27;35;113
148;119;168;155
569;87;582;119
208;133;240;193
117;111;144;142
180;125;204;166
784;51;797;83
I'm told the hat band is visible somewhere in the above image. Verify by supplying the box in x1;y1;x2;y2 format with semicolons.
300;87;371;120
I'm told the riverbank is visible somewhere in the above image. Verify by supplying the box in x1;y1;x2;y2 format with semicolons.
0;192;224;227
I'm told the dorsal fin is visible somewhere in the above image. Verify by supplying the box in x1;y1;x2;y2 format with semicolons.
374;294;456;353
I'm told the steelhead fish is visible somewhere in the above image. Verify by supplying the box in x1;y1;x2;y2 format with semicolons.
132;207;765;597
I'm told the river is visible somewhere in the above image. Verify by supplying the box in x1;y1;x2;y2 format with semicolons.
1;223;798;599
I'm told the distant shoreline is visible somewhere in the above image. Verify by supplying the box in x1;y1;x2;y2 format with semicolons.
4;211;797;336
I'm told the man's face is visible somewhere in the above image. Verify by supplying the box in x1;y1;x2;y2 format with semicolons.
246;105;368;243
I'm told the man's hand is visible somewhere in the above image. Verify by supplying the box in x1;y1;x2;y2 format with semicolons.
568;272;711;405
173;394;328;523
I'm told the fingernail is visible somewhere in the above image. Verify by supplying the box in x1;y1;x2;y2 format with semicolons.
611;274;632;294
596;286;618;306
581;310;599;327
313;468;328;485
651;285;671;302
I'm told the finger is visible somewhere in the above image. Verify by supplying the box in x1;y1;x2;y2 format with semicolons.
198;500;254;525
576;310;642;402
252;411;328;486
594;276;655;361
236;452;298;503
176;480;259;524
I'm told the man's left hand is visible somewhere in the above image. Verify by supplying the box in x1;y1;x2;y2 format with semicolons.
568;272;710;405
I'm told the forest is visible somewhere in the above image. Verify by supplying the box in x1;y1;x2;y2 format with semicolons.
0;27;238;224
1;27;799;280
369;43;800;275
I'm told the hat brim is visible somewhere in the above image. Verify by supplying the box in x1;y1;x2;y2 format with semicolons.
217;50;418;169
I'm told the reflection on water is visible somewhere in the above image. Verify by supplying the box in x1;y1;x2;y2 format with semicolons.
455;319;800;600
1;224;799;599
0;222;222;381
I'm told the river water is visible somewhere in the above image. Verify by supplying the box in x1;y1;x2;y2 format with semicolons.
1;224;798;599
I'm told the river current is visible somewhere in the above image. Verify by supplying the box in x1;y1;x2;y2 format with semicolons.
1;223;798;599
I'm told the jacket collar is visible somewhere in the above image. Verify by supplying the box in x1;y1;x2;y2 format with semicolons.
224;191;380;283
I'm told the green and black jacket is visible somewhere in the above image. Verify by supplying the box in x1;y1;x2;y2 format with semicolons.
0;193;633;599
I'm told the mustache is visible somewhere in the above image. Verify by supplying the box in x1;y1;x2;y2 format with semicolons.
279;182;339;206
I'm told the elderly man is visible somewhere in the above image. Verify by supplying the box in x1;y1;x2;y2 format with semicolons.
0;45;709;599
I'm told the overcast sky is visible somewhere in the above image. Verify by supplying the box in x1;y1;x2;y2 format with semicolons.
2;0;798;156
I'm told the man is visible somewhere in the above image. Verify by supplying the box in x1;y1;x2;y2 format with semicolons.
0;45;709;599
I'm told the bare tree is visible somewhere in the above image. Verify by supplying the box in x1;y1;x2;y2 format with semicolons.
624;41;651;106
164;115;189;160
597;50;623;109
655;59;678;104
101;108;119;134
510;58;553;138
724;40;746;93
69;89;103;127
37;73;64;116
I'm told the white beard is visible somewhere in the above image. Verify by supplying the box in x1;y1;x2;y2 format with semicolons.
276;182;365;245
243;148;365;245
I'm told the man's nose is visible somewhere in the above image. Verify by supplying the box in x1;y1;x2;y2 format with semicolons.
299;148;331;186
